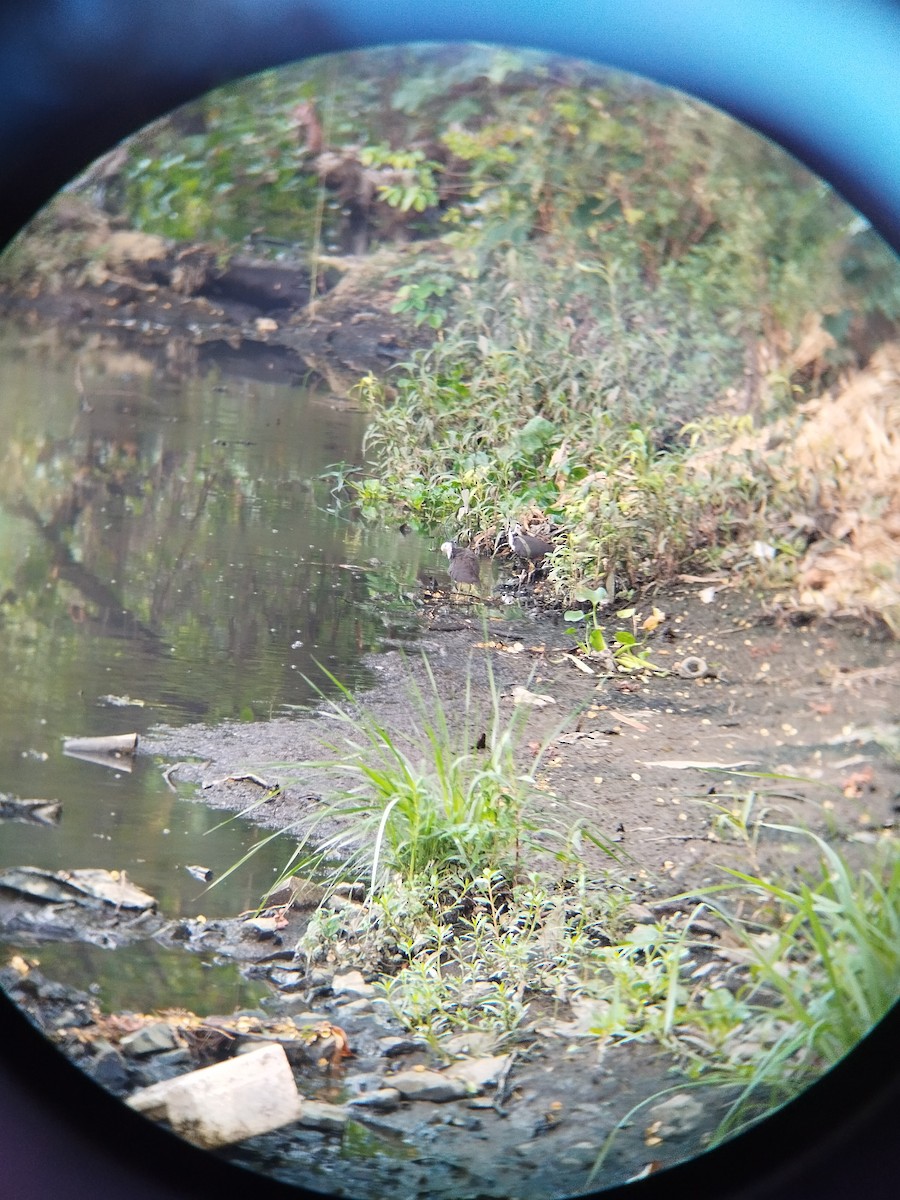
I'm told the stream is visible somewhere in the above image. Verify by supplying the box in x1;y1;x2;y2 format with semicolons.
0;330;428;1013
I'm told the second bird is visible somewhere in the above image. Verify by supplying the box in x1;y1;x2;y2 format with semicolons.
440;541;481;589
507;522;554;568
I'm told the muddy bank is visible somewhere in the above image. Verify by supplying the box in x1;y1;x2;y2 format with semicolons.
0;195;430;391
143;584;899;891
2;937;740;1200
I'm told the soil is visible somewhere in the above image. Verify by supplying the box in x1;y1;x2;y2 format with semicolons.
2;207;898;1198
144;582;899;893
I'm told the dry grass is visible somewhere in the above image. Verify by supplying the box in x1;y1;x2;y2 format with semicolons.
788;343;900;631
705;342;900;632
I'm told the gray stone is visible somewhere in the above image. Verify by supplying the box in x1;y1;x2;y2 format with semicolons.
559;1141;600;1169
297;1100;350;1133
331;969;374;999
87;1043;129;1091
388;1069;469;1102
268;968;307;992
622;902;657;925
378;1035;427;1057
120;1021;180;1057
347;1088;402;1113
445;1053;511;1091
334;997;374;1015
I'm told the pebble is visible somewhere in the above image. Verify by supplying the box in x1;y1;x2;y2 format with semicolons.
86;1043;129;1091
347;1088;402;1113
334;997;374;1015
379;1035;427;1057
644;1092;705;1138
331;969;375;999
268;968;306;991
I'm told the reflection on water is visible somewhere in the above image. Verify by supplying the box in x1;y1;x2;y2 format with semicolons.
21;939;270;1017
0;332;430;1004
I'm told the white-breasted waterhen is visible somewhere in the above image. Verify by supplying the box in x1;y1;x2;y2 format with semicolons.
440;541;481;588
507;522;554;581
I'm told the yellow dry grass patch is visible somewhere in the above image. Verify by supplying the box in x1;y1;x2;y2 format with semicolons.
788;343;900;632
753;343;900;632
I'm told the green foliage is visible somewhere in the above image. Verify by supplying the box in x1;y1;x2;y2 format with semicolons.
586;822;900;1177
563;600;665;674
358;144;441;213
119;75;320;246
389;259;455;329
44;44;896;607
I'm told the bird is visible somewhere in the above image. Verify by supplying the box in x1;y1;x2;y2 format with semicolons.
507;522;554;582
440;541;481;590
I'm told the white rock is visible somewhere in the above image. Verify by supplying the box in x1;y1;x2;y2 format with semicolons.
331;969;375;998
445;1053;512;1090
126;1043;301;1148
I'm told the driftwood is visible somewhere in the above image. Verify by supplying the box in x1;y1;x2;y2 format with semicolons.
0;866;155;910
63;732;138;756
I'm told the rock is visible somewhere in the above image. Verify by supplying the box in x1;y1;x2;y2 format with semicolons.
127;1043;302;1149
242;916;280;938
269;967;306;991
331;969;374;999
334;997;374;1015
137;1048;192;1085
622;902;657;925
644;1092;705;1139
378;1035;427;1057
234;1038;282;1057
120;1021;180;1057
86;1043;129;1091
297;1100;350;1133
445;1053;511;1091
443;1030;501;1057
388;1069;469;1102
347;1088;402;1113
559;1141;600;1170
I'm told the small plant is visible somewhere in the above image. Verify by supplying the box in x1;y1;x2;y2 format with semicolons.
672;824;900;1143
390;262;456;329
251;653;578;904
588;824;900;1180
564;594;666;674
563;586;610;655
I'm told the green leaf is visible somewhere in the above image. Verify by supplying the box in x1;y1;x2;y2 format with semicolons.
588;628;607;652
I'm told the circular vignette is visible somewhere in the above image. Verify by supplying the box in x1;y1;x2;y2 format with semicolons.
0;4;897;1200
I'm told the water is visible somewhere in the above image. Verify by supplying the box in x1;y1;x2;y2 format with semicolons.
0;330;430;1008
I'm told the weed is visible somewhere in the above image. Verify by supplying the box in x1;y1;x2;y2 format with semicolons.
236;653;588;908
669;825;899;1142
587;824;900;1178
563;595;666;674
